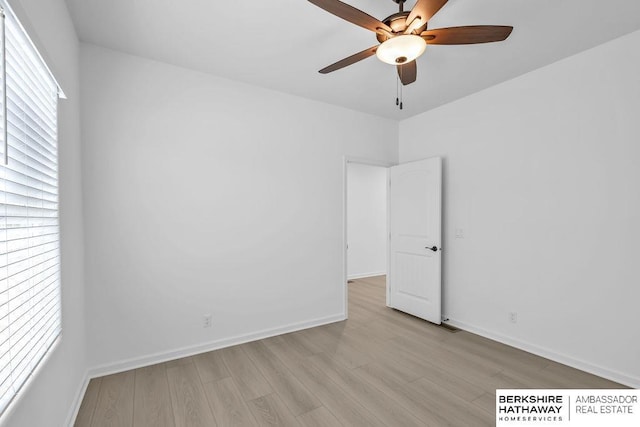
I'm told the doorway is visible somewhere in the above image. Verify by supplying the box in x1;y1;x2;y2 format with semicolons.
346;162;388;280
343;157;443;324
344;159;391;318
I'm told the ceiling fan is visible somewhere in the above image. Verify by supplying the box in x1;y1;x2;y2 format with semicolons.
308;0;513;86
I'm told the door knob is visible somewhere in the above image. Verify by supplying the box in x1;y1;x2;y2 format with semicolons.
426;246;438;252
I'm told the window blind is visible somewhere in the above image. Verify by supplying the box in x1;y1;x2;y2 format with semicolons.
0;2;60;416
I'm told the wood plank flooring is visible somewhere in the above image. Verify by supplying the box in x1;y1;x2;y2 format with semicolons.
75;276;625;426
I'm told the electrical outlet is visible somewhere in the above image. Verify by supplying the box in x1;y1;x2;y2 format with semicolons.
203;314;212;328
509;312;518;324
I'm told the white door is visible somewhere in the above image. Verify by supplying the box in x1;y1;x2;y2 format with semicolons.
388;157;442;324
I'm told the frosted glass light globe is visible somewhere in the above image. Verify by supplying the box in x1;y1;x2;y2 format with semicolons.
376;35;427;65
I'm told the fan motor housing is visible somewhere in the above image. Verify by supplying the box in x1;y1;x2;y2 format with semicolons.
376;12;428;43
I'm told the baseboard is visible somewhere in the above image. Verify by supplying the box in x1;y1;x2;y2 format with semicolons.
65;370;90;427
348;271;386;280
87;313;346;379
445;317;640;389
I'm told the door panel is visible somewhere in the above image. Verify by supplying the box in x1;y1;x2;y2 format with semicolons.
389;157;442;324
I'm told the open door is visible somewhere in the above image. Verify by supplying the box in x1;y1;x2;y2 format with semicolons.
388;157;442;324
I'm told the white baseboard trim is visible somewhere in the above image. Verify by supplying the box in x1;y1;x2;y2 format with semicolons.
445;317;640;389
65;371;90;427
87;313;346;380
348;271;386;280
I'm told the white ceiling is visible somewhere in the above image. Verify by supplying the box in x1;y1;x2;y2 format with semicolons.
65;0;640;120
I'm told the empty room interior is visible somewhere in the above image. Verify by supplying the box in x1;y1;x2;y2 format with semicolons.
1;0;639;426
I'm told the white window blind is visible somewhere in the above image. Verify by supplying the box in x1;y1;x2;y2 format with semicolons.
0;2;61;417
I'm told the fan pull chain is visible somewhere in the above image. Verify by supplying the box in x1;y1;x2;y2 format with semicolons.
395;68;404;110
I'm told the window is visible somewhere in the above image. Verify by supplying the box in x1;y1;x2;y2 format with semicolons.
0;2;61;416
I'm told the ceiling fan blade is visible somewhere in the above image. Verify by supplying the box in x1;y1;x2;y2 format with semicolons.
319;45;379;74
397;60;417;86
308;0;392;33
406;0;448;30
421;26;513;44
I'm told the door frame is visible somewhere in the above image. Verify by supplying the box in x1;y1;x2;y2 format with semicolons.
342;156;396;320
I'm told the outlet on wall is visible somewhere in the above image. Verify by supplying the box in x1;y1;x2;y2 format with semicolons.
203;314;212;328
509;312;518;324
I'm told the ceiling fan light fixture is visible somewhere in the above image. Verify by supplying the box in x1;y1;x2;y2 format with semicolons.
376;34;426;65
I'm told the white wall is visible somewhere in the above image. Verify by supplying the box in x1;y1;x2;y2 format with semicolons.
347;163;387;279
400;30;640;387
79;44;398;371
2;1;86;426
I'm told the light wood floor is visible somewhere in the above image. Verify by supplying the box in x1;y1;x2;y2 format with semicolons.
75;276;624;426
